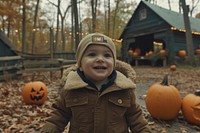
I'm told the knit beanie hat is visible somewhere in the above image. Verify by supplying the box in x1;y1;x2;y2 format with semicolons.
76;33;116;67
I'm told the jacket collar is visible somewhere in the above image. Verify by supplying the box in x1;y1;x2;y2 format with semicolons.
63;70;136;93
77;68;116;92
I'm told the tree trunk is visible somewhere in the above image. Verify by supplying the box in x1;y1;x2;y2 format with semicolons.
71;0;74;51
179;0;182;13
189;0;200;17
32;0;40;54
22;0;27;53
91;0;97;33
50;27;54;58
107;0;110;36
112;0;120;38
167;0;171;10
55;0;61;52
72;0;80;49
60;6;71;52
181;0;195;65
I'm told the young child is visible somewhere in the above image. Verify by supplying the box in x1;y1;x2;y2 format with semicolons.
41;33;152;133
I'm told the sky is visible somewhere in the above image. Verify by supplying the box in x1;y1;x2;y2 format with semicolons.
41;0;200;26
134;0;200;16
42;0;200;15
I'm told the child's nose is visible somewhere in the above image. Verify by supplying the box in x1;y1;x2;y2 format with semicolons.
96;55;104;62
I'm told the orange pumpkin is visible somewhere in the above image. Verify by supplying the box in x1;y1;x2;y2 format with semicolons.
128;49;134;55
145;75;182;120
170;65;176;71
182;90;200;126
148;51;154;55
178;50;187;58
195;49;200;55
135;48;141;56
160;49;167;55
22;81;48;105
133;52;139;56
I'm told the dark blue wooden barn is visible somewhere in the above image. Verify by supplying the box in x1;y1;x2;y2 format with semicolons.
120;0;200;66
0;31;21;80
0;31;18;57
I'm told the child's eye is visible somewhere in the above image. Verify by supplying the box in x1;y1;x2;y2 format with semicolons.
87;52;96;57
104;53;112;58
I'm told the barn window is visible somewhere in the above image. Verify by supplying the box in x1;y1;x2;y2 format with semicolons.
139;9;147;20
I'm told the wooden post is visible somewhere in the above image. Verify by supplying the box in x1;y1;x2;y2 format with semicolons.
50;28;54;78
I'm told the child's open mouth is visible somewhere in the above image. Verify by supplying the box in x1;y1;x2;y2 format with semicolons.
93;66;106;70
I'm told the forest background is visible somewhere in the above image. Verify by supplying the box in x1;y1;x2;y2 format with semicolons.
0;0;200;56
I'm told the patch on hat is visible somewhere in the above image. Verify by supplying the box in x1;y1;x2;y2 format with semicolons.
92;35;107;43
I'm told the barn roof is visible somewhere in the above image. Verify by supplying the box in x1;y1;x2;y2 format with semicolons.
120;0;200;39
143;0;200;32
0;30;18;54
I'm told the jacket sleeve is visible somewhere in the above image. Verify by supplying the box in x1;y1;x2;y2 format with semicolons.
41;91;71;133
126;90;152;133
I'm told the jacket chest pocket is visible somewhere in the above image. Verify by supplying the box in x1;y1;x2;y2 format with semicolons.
108;96;131;124
65;96;93;123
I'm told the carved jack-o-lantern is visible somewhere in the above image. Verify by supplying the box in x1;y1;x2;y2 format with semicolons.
182;90;200;126
22;81;48;105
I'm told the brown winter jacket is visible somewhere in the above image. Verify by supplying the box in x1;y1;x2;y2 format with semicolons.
41;60;152;133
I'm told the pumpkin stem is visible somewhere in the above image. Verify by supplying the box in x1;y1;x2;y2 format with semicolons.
195;90;200;96
161;74;169;86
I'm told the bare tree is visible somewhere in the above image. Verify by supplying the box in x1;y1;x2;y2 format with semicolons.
91;0;98;33
181;0;194;65
47;0;60;52
167;0;171;10
189;0;200;16
48;0;71;52
107;0;110;36
179;0;182;13
32;0;40;54
60;5;71;51
72;0;80;49
103;0;110;35
56;0;60;52
22;0;27;53
112;0;120;38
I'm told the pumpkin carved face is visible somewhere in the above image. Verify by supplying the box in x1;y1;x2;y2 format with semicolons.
182;91;200;126
192;103;200;121
22;81;48;105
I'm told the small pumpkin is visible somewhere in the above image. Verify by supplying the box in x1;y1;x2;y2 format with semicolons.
133;52;139;56
145;75;182;120
160;49;167;55
22;81;48;105
135;48;141;56
178;50;187;58
195;48;200;55
170;65;176;71
128;49;134;55
182;90;200;126
148;50;154;55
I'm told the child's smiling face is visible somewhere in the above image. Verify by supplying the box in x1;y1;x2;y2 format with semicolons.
80;44;114;81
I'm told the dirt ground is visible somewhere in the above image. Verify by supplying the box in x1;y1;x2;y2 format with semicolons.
134;65;200;133
0;65;200;132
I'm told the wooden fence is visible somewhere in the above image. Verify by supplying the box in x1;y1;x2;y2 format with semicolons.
0;55;76;81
